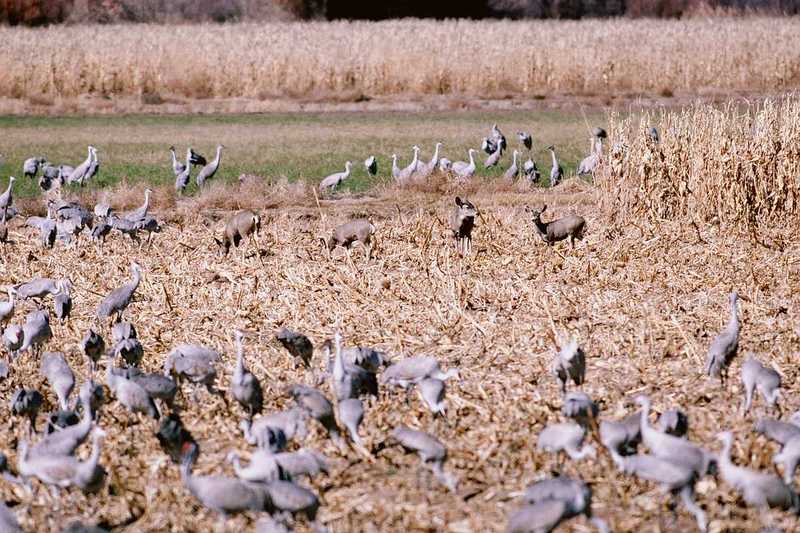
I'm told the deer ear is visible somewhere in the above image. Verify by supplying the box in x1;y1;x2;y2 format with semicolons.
455;196;462;206
541;204;547;213
524;206;530;213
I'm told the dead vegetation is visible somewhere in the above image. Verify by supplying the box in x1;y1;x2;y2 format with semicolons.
1;18;799;107
1;173;800;531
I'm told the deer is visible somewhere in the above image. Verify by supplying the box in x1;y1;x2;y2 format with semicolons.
323;218;376;259
450;197;477;255
214;210;261;256
525;205;585;248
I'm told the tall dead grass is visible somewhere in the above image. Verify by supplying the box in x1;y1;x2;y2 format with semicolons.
1;18;799;102
598;96;800;236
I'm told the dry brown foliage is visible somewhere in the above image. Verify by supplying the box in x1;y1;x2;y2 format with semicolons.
1;18;799;105
598;96;800;241
1;176;800;531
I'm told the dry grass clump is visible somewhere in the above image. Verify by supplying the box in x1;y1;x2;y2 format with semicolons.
598;96;800;236
1;18;799;105
2;181;800;531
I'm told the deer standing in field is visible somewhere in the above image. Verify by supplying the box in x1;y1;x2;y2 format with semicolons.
450;197;477;256
324;218;376;259
525;205;585;248
215;210;261;256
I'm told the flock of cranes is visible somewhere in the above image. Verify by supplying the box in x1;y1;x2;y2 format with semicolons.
318;123;608;194
2;120;795;533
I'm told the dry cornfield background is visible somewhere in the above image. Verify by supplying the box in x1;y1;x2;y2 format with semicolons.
600;96;800;236
1;172;800;531
2;17;800;110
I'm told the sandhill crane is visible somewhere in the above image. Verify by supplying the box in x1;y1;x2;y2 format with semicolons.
619;454;706;531
195;145;223;187
180;443;270;516
547;145;564;186
65;147;94;185
774;435;800;485
125;189;152;222
227;449;283;483
106;357;160;419
330;332;378;401
562;391;598;425
275;328;313;367
517;131;532;150
419;377;446;416
438;158;452;172
755;417;800;445
17;427;107;493
338;398;365;447
522;157;540;183
169;146;186;177
326;344;390;374
41;352;75;410
0;287;16;326
232;330;263;421
451;149;477;180
648;126;660;144
10;389;43;435
241;409;306;450
705;292;740;383
484;145;503;169
111;337;144;367
593;127;608;139
717;431;799;511
742;354;781;414
156;413;197;464
491;123;507;152
636;396;713;475
23;157;46;179
397;146;421;181
53;279;72;323
3;324;23;356
417;142;442;177
84;147;99;184
389;426;456;490
175;148;192;193
81;329;105;376
504;150;519;181
289;384;339;441
552;339;585;394
29;382;95;458
0;501;21;532
15;277;59;301
391;154;401;180
364;156;377;176
518;476;609;533
121;367;177;408
0;208;7;244
537;422;596;462
273;449;329;480
481;137;497;155
658;408;689;437
96;262;142;323
112;321;137;343
600;411;642;465
382;355;458;388
164;344;220;394
0;176;15;211
318;161;352;193
265;480;320;523
20;310;51;355
576;138;601;176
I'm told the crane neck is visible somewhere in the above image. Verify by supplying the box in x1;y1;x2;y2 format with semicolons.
184;149;192;167
235;336;245;376
214;146;222;165
468;151;475;166
432;144;440;163
333;337;345;382
549;149;558;166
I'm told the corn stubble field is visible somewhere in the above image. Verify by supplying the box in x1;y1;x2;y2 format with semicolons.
0;95;799;531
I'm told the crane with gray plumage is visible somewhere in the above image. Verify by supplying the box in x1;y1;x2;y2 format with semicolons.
96;262;142;323
705;292;739;383
547;145;564;187
81;329;105;376
517;131;532;150
29;382;96;458
755;416;800;446
387;426;456;491
106;355;160;419
265;480;321;524
619;454;707;531
41;352;75;410
275;328;313;367
338;397;365;448
0;287;15;326
364;155;377;176
716;431;799;512
273;448;329;480
0;176;15;212
773;435;800;485
515;476;609;533
23;157;46;179
231;330;263;421
3;324;23;357
289;384;340;441
329;332;378;401
175;147;192;194
318;161;352;193
20;310;51;355
381;355;458;388
600;410;642;466
195;145;223;187
504;150;519;181
636;396;714;476
53;279;72;323
537;422;596;462
658;408;689;437
742;354;781;414
418;377;446;416
227;449;284;483
164;344;220;395
17;427;107;494
65;147;94;185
